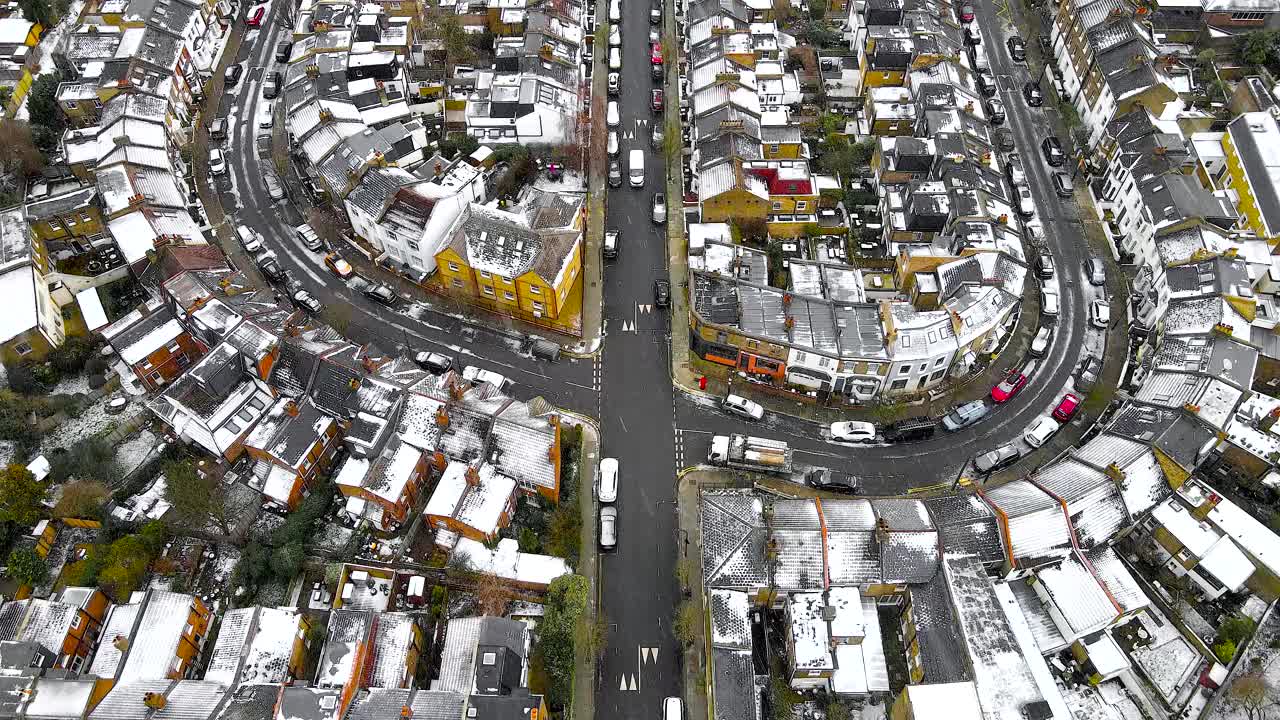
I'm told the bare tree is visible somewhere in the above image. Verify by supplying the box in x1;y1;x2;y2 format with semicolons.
1230;672;1278;720
475;571;510;617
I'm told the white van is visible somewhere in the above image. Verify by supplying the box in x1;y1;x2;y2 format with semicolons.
629;149;645;188
609;0;620;21
607;100;620;128
609;47;621;70
237;225;264;254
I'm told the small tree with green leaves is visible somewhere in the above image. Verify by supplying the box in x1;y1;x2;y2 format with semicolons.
6;548;48;586
0;464;47;527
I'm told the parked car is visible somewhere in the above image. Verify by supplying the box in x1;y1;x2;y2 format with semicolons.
653;278;671;307
209;148;227;175
1042;287;1060;317
263;71;281;98
1084;257;1106;285
598;457;618;502
263;171;286;200
362;284;397;306
608;72;620;95
1051;171;1073;197
609;23;621;46
650;4;661;23
607;100;620;127
1005;153;1027;187
991;369;1029;403
1090;299;1111;329
609;161;622;187
599;506;617;551
324;252;354;279
1042;136;1065;166
258;100;275;127
1052;393;1081;422
651;89;664;113
608;130;619;157
1023;82;1043;106
958;3;974;21
976;68;997;97
604;230;619;259
1015;186;1035;218
985;97;1005;124
1036;253;1055;279
293;289;322;313
257;256;286;282
1031;326;1054;357
994;127;1015;152
830;421;877;444
964;24;981;45
414;351;453;374
245;4;265;25
1076;355;1102;392
209;118;227;141
975;444;1020;473
651;123;664;149
883;417;937;442
295;224;323;251
1023;416;1060;448
225;63;245;87
275;40;292;62
237;225;264;254
651;193;666;223
1007;36;1026;62
942;400;990;431
462;365;512;390
804;468;861;494
723;394;764;420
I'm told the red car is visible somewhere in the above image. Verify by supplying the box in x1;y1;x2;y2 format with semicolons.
650;42;663;65
651;89;663;112
246;4;265;25
990;370;1028;403
959;3;974;21
1052;393;1081;422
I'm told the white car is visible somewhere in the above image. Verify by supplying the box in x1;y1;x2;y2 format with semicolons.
1023;416;1060;448
209;149;227;175
462;365;511;390
651;192;666;224
1090;299;1111;329
723;394;764;420
830;421;876;444
1015;186;1035;218
608;72;620;95
607;100;620;128
607;130;619;157
258;100;274;128
599;505;617;550
609;24;621;46
598;457;618;503
1041;287;1059;317
1030;325;1053;357
608;0;620;21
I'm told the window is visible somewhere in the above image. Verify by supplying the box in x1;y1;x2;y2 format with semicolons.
70;655;84;673
447;262;460;272
532;301;544;313
13;342;32;356
65;101;77;109
529;285;541;295
71;614;83;629
934;356;945;367
82;211;94;222
92;99;102;109
897;365;909;375
166;341;182;354
1231;11;1264;20
890;379;908;390
407;240;420;252
66;217;77;226
795;201;807;211
482;651;497;665
483;286;495;296
772;202;782;211
451;278;464;288
504;291;515;300
770;143;780;153
930;369;945;381
479;270;490;279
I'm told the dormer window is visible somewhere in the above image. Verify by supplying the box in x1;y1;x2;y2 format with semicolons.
482;651;497;665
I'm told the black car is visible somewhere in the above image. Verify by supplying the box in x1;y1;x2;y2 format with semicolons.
804;468;861;494
1023;82;1044;107
976;70;997;97
275;40;292;62
363;284;397;306
651;63;662;80
608;161;622;187
1042;136;1065;166
262;71;281;99
1006;37;1026;62
1038;34;1052;54
985;97;1005;124
883;417;937;442
1076;354;1102;392
994;127;1015;152
224;63;244;86
257;256;286;282
653;279;671;307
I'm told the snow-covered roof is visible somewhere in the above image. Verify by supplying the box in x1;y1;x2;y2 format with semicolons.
1198;536;1255;592
23;677;95;717
88;602;141;678
424;461;515;536
0;264;39;345
370;613;416;688
117;318;184;365
787;593;832;672
1032;553;1118;639
117;591;199;682
900;682;983;719
445;534;570;588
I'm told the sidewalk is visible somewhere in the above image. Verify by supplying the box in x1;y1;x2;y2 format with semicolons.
568;412;601;720
675;468;713;720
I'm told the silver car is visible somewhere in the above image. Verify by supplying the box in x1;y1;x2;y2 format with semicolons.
263;171;286;200
975;444;1020;473
1084;257;1106;286
599;506;617;551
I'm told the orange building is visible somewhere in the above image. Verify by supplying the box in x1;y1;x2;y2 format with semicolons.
0;587;109;672
423;461;518;543
243;397;342;511
334;435;430;531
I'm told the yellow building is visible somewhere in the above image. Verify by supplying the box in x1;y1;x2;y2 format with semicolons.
0;18;43;116
25;184;104;244
761;125;804;160
744;160;820;238
1223;112;1280;246
433;198;584;334
857;28;912;94
698;159;770;226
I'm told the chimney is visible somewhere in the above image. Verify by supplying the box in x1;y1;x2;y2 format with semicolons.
434;407;450;428
874;517;891;544
1104;462;1126;488
113;635;129;652
362;356;377;373
143;693;166;711
401;707;413;718
431;451;447;470
464;464;481;487
1260;407;1280;433
286;401;300;417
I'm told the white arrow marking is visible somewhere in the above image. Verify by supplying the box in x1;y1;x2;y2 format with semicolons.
620;675;628;690
649;647;658;663
629;674;638;691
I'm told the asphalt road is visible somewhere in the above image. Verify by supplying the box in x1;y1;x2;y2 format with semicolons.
212;6;599;416
593;0;682;714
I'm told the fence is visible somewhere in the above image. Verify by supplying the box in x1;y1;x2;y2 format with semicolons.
417;281;584;338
